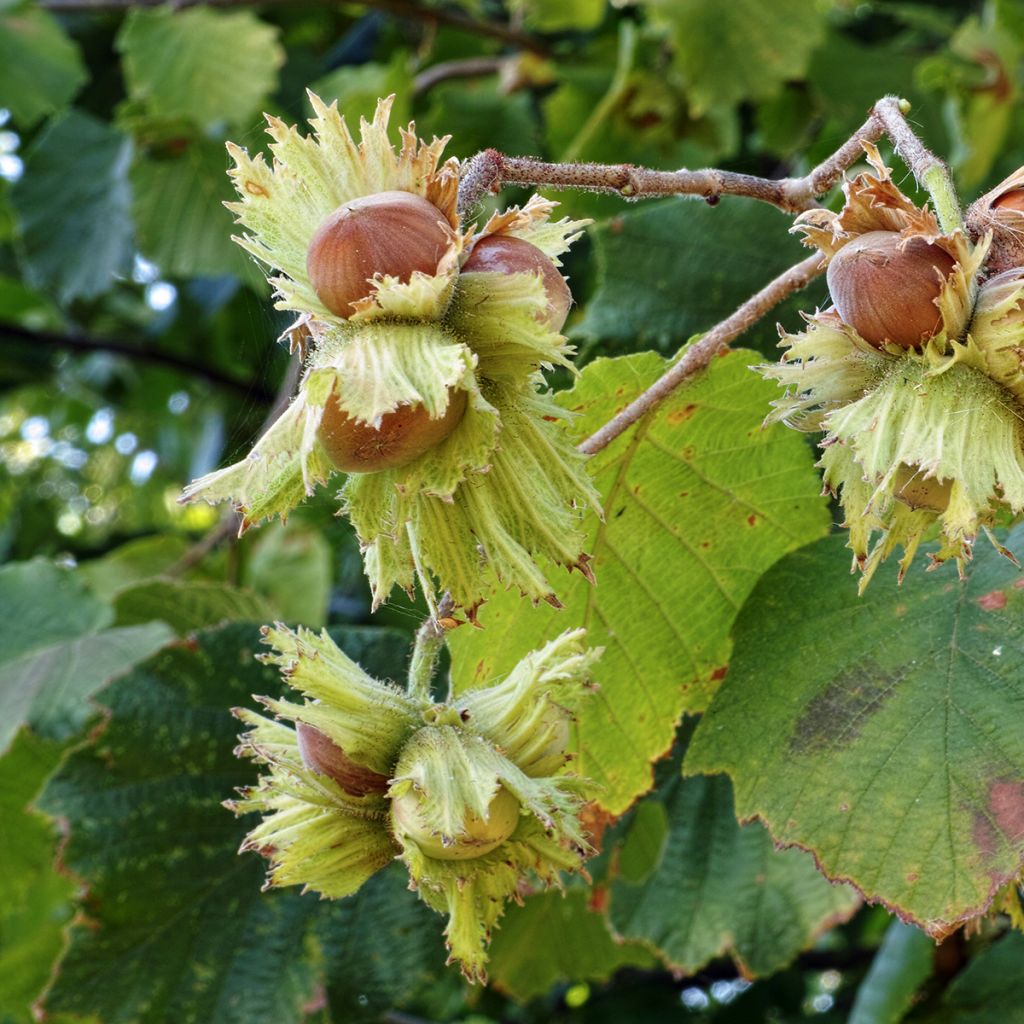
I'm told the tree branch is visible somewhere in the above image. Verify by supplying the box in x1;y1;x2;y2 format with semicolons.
40;0;548;53
458;96;962;225
412;55;510;96
458;96;959;455
457;109;886;218
872;95;962;231
2;321;275;403
577;253;824;456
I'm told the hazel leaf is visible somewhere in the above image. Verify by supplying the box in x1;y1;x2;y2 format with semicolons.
0;559;172;755
11;111;134;304
930;931;1024;1023
0;731;74;1021
116;6;283;129
0;4;86;128
643;0;828;116
131;137;264;285
487;889;656;1001
686;527;1024;936
577;197;824;358
609;770;860;977
110;578;273;634
449;349;830;813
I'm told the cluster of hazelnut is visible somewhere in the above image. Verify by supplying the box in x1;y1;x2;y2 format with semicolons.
229;624;600;981
762;144;1024;585
176;95;606;980
181;94;598;615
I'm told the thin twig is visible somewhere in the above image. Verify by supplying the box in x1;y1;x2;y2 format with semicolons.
577;253;824;456
40;0;549;53
2;321;275;402
457;110;886;218
412;55;509;96
872;95;962;231
458;95;959;455
167;352;302;575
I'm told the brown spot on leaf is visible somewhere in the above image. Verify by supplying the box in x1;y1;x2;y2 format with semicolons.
906;872;919;883
475;659;486;681
991;779;1024;844
579;802;617;854
667;404;698;425
978;590;1008;611
244;180;269;197
790;660;901;755
710;666;728;682
746;513;758;527
587;885;610;913
894;603;908;617
973;778;1024;862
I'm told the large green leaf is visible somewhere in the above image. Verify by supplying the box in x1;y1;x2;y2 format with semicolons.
116;6;283;130
576;197;824;358
449;350;830;813
488;889;656;1001
131;138;259;282
317;867;448;1022
36;624;320;1024
687;528;1024;936
78;535;192;602
0;731;74;1023
642;0;829;115
36;622;438;1023
11;111;133;304
0;560;172;754
111;578;272;634
0;5;86;128
608;767;859;977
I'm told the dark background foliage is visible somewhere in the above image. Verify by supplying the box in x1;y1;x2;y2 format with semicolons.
3;1;1024;1022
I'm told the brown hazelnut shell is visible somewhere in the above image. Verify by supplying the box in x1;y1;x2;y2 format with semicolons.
826;230;955;349
296;722;389;796
462;235;572;331
307;190;452;318
317;386;467;474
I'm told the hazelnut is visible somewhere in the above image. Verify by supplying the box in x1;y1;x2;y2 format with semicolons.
462;235;572;331
390;785;521;861
307;191;452;317
826;230;955;348
296;722;389;796
317;386;467;474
